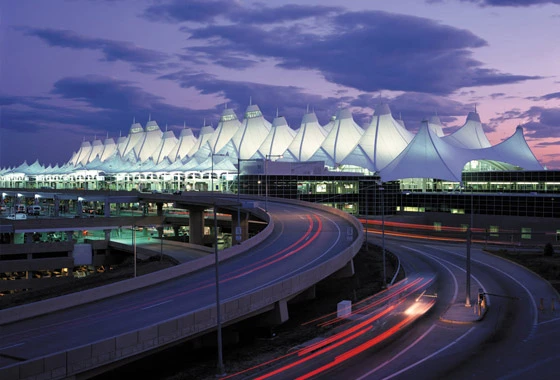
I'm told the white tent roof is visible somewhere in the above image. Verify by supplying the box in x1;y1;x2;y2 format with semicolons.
380;120;473;182
137;120;163;162
187;125;214;158
253;116;296;160
427;115;445;137
153;130;179;164
100;137;117;162
87;138;104;164
281;112;327;162
73;141;92;166
231;104;271;160
122;122;145;157
474;126;543;171
342;103;413;172
309;108;363;166
442;112;491;149
168;127;198;161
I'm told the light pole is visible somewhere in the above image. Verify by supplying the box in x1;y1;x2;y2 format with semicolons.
213;203;225;376
265;154;283;212
211;153;229;192
132;225;137;278
465;186;474;307
380;186;386;288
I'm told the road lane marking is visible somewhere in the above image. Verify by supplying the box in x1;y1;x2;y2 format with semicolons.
0;342;25;350
141;300;173;310
380;326;476;380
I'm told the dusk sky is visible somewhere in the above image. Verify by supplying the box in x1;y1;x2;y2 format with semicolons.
1;0;559;169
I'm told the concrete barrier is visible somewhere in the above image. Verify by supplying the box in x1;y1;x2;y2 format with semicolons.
0;208;274;325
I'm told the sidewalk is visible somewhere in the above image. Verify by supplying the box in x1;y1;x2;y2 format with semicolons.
440;302;487;324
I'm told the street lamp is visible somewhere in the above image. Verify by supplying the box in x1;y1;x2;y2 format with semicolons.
211;153;229;192
379;186;386;288
265;154;283;212
133;225;137;278
465;186;474;307
213;203;225;376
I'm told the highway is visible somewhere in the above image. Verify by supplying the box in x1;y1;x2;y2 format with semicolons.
223;237;560;379
316;239;560;380
0;200;361;375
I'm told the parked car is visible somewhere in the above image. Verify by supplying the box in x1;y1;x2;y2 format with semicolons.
27;205;42;215
7;213;27;220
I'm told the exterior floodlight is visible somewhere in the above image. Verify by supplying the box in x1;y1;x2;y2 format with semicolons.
78;197;84;202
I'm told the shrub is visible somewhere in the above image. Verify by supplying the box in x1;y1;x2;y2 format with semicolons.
544;242;554;257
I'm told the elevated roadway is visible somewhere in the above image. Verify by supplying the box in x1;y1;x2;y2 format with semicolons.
0;196;363;380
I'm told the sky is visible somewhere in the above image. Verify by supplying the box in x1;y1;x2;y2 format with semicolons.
1;0;559;169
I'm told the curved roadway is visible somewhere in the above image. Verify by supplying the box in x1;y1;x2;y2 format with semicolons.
0;200;361;375
310;238;560;380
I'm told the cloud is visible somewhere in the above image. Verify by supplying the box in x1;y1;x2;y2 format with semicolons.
539;92;560;100
0;75;225;167
459;0;560;7
182;10;540;95
519;106;560;138
158;70;346;125
22;27;171;74
144;0;341;24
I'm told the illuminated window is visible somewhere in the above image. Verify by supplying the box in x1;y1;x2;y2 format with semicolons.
489;226;499;237
220;114;237;122
434;222;442;232
245;110;262;119
521;228;531;240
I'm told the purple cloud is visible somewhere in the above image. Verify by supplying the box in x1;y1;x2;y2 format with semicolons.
460;0;560;7
182;10;540;95
158;70;349;125
144;0;341;24
22;28;170;74
519;106;560;138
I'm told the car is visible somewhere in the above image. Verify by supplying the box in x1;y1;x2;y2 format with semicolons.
27;205;42;215
173;190;182;195
6;213;27;220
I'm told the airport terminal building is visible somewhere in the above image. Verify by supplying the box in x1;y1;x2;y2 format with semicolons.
1;103;559;220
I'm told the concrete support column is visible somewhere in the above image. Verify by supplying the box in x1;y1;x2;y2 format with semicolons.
66;231;74;242
76;201;83;216
104;199;111;217
104;229;111;241
188;206;206;245
264;300;289;325
173;225;179;237
232;210;249;244
156;202;164;216
332;259;355;279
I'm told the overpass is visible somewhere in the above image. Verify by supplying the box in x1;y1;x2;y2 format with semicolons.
0;195;363;380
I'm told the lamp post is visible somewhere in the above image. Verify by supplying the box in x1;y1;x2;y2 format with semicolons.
379;186;386;288
211;153;229;192
213;203;225;376
265;154;283;212
132;225;137;278
465;186;474;307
